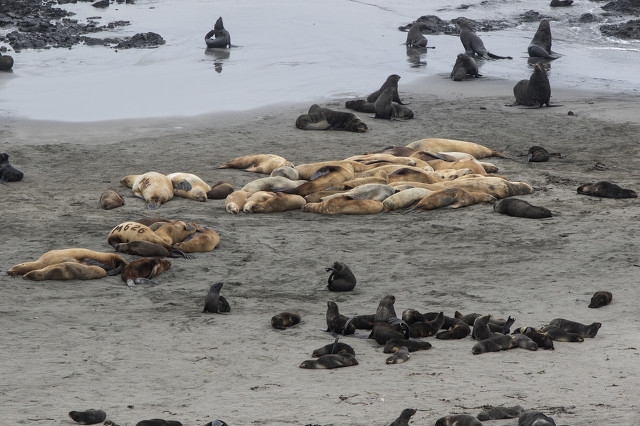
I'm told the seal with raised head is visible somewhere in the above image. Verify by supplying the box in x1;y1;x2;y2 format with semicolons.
218;154;294;174
0;152;24;182
436;317;471;340
68;409;107;424
493;198;552;219
121;171;175;210
312;337;356;357
205;16;231;49
203;282;231;313
121;257;171;289
390;408;417;426
518;410;557;426
295;104;368;132
577;181;637;199
0;51;13;71
100;189;125;210
548;318;601;338
8;248;127;277
326;301;356;335
325;261;357;291
386;345;411;364
409;312;445;338
299;352;358;369
383;338;432;353
512;327;555;350
405;22;428;47
367;74;407;104
453;18;513;59
512;63;551;107
435;414;483;426
450;53;480;81
589;290;612;308
528;20;560;59
271;311;301;329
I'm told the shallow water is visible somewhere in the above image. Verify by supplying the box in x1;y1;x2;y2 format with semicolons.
0;0;638;122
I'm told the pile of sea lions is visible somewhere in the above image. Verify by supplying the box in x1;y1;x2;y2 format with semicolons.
68;408;228;426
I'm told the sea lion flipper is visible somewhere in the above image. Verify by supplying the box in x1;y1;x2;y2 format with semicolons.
173;179;193;191
168;248;196;259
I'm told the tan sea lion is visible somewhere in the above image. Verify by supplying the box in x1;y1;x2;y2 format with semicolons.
287;165;355;197
299;353;358;369
248;192;306;213
386;346;410;364
172;226;220;253
270;165;300;180
322;183;397;202
152;220;197;245
203;282;231;313
121;258;171;289
240;176;307;194
295;104;368;132
411;175;533;199
218;154;294;174
166;172;211;202
107;221;195;248
345;153;416;166
589;291;612;308
387;167;445;184
8;248;127;277
326;301;356;335
302;196;384;215
225;190;252;214
410;188;496;211
342;172;389;189
427;158;488;175
406;138;507;158
325;261;357;291
450;53;481;81
206;181;235;199
294;160;367;180
127;171;174;210
512;63;551;107
100;189;125;210
23;262;107;281
242;191;275;213
271;311;301;329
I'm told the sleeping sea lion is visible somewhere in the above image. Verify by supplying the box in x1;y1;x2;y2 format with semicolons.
127;172;175;209
367;74;407;104
548;318;601;338
23;262;107;281
512;327;555;350
100;189;125;210
312;337;356;357
108;221;178;248
390;408;417;426
121;258;171;289
493;198;552;218
68;409;107;424
577;181;637;199
302;196;384;215
295;104;368;132
383;338;432;353
241;176;306;194
203;282;231;313
150;220;197;246
539;325;584;342
271;312;301;329
286;165;355;197
453;17;512;59
166;172;211;202
299;353;358;369
410;188;496;211
325;261;357;291
218;154;293;174
386;346;411;364
435;414;483;426
512;63;551;107
172;226;220;253
206;181;235;199
472;334;518;354
0;152;24;182
8;248;127;277
436;317;471;340
326;301;356;335
382;187;433;212
528;20;560;59
450;53;481;81
406;138;507;159
248;192;307;213
589;291;612;308
225;190;252;214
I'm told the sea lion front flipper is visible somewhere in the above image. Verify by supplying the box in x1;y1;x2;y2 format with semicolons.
134;277;159;286
168;248;196;259
173;179;193;191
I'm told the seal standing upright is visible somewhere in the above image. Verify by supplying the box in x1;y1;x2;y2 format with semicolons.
203;282;231;313
528;20;559;59
453;18;512;59
325;261;357;291
390;408;417;426
435;414;483;426
512;63;551;107
367;74;407;104
205;16;231;48
450;53;480;81
405;23;428;47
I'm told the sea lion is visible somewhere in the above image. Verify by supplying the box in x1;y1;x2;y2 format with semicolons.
477;405;524;421
386;345;411;364
203;282;231;313
528;20;560;59
150;220;197;245
450;53;481;81
410;188;496;211
408;312;445;338
334;183;397;201
248;192;307;213
371;295;410;344
123;172;174;210
206;181;235;199
295;104;368;132
325;261;357;291
299;353;358;369
401;308;426;325
436;317;471;340
121;258;171;289
8;248;127;277
294;160;369;180
405;22;428;47
589;291;612;308
435;414;483;426
241;176;306;193
512;333;539;350
326;301;356;335
387;167;443;185
374;87;414;120
166;172;211;202
242;191;275;213
0;52;14;71
382;187;434;211
114;241;192;259
453;17;512;59
68;409;107;424
100;189;125;210
225;190;252;214
406;138;507;159
548;318;601;338
172;226;220;253
493;198;552;219
518;410;557;426
539;325;584;342
302;196;384;215
312;338;356;357
374;295;398;322
205;16;231;49
270;165;300;180
390;408;417;426
397;175;533;199
383;338;432;353
0;152;24;182
512;63;551;107
577;181;637;199
527;145;561;162
512;327;555;350
135;420;182;426
219;154;294;174
22;262;107;281
472;334;518;354
348;314;375;330
271;311;301;329
366;74;406;104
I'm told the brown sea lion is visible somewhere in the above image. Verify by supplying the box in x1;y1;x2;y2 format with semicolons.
299;353;358;369
302;196;384;215
166;172;211;202
206;181;235;199
203;282;231;313
312;338;356;357
548;318;601;338
472;334;518;354
410;188;496;211
287;165;354;197
399;176;533;199
427;158;488;175
8;248;127;277
589;291;612;308
528;20;560;59
390;408;417;426
0;152;24;182
23;262;107;281
518;410;557;426
512;63;551;107
127;171;174;210
436;413;483;426
108;221;175;248
512;333;539;350
100;189;125;210
121;258;171;289
218;154;293;174
151;220;198;246
539;325;584;342
453;17;513;59
271;311;301;329
172;226;220;253
225;190;252;214
386;345;411;364
325;261;357;292
248;192;306;213
450;53;481;81
367;74;406;104
383;338;432;353
406;138;507;158
477;405;525;421
326;301;356;335
493;198;552;219
295;104;368;132
577;181;637;199
270;165;300;180
68;409;107;424
114;241;193;259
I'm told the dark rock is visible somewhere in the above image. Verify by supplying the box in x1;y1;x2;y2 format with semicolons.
601;0;640;15
114;32;165;49
600;19;640;38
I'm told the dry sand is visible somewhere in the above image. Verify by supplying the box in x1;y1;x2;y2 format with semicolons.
2;79;640;425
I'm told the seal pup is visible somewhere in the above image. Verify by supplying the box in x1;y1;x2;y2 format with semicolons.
121;258;171;289
68;409;107;424
390;408;417;426
0;152;24;182
136;420;183;426
0;52;14;71
493;198;552;219
528;20;560;59
206;181;235;199
166;172;211;202
295;104;368;133
405;22;428;47
205;16;231;49
312;337;356;357
386;345;411;364
203;282;231;313
299;352;358;369
100;189;125;210
477;405;525;421
453;18;512;59
325;261;357;291
218;154;294;174
589;290;612;308
366;74;407;104
435;414;483;426
518;410;557;426
548;318;601;338
173;226;220;253
384;338;432;353
450;53;481;81
577;181;637;199
271;311;301;329
512;63;551;107
527;145;561;162
8;248;127;277
325;301;356;335
23;262;108;281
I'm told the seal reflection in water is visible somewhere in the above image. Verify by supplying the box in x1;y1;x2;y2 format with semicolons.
299;352;358;369
68;409;107;424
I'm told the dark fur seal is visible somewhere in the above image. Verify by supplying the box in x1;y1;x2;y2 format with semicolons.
477;405;525;421
512;333;539;350
325;261;357;291
493;198;552;219
548;318;601;338
0;52;14;71
205;17;231;48
348;314;375;330
435;414;483;426
409;312;445;338
312;338;356;357
527;145;561;162
472;334;517;354
271;311;301;329
202;421;228;426
367;74;406;104
374;87;414;119
384;337;432;353
405;23;428;47
114;241;193;259
528;20;560;59
326;301;356;335
136;420;182;426
386;345;411;364
299;352;358;369
121;258;171;289
453;18;512;59
518;410;557;426
295;104;368;132
471;314;516;339
390;408;417;426
512;63;551;107
100;189;125;210
0;152;24;182
513;327;555;350
550;0;573;6
203;282;231;313
455;311;514;332
68;409;107;424
577;181;637;199
589;290;612;308
450;53;480;81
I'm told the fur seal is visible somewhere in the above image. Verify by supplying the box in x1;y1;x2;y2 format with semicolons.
23;262;107;281
589;290;612;308
453;18;513;59
248;192;306;213
299;352;358;369
366;74;406;104
326;301;356;335
121;171;175;210
472;314;515;340
550;0;573;5
527;145;561;162
202;421;228;426
172;225;220;253
472;334;518;354
374;88;414;120
577;181;637;199
114;240;192;259
450;53;481;81
8;248;127;277
0;52;14;71
406;138;507;159
528;20;560;59
100;189;125;210
435;414;483;426
409;187;495;211
135;420;182;426
405;22;428;47
121;258;171;289
383;338;432;353
271;311;301;329
166;172;211;202
548;318;601;338
513;327;555;350
512;333;539;350
225;190;252;214
218;154;294;174
512;63;551;107
325;261;357;291
390;408;417;426
493;198;552;219
203;282;231;313
295;104;368;132
371;295;410;344
205;17;231;49
408;312;445;338
386;345;411;364
0;152;24;182
518;410;557;426
312;338;356;357
477;405;524;421
206;181;235;199
68;409;107;424
303;196;384;215
539;325;584;342
347;314;375;330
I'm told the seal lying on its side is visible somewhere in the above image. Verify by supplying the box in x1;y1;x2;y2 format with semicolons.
203;282;231;313
271;312;301;329
527;145;561;162
295;104;368;132
23;262;108;281
68;409;107;424
312;338;356;357
528;19;560;59
548;318;601;338
435;414;483;426
121;258;171;289
390;408;417;426
493;198;552;219
450;53;480;81
589;290;612;308
577;181;637;199
518;410;557;426
512;63;551;107
135;420;183;426
477;405;525;421
299;353;358;369
100;189;125;210
0;152;24;182
8;248;127;277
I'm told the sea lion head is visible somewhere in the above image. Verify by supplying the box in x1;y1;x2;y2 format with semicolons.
0;152;8;163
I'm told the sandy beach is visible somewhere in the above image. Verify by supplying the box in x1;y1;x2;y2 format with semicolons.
2;79;640;425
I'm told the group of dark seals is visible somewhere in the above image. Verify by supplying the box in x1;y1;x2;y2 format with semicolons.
69;409;227;426
344;74;415;120
204;17;231;49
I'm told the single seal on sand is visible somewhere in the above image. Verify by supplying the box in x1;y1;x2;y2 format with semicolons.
436;414;483;426
68;409;107;424
512;63;551;107
100;189;125;210
493;198;552;219
325;261;357;291
588;291;612;308
203;282;231;313
518;410;557;426
271;311;301;329
135;420;183;426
